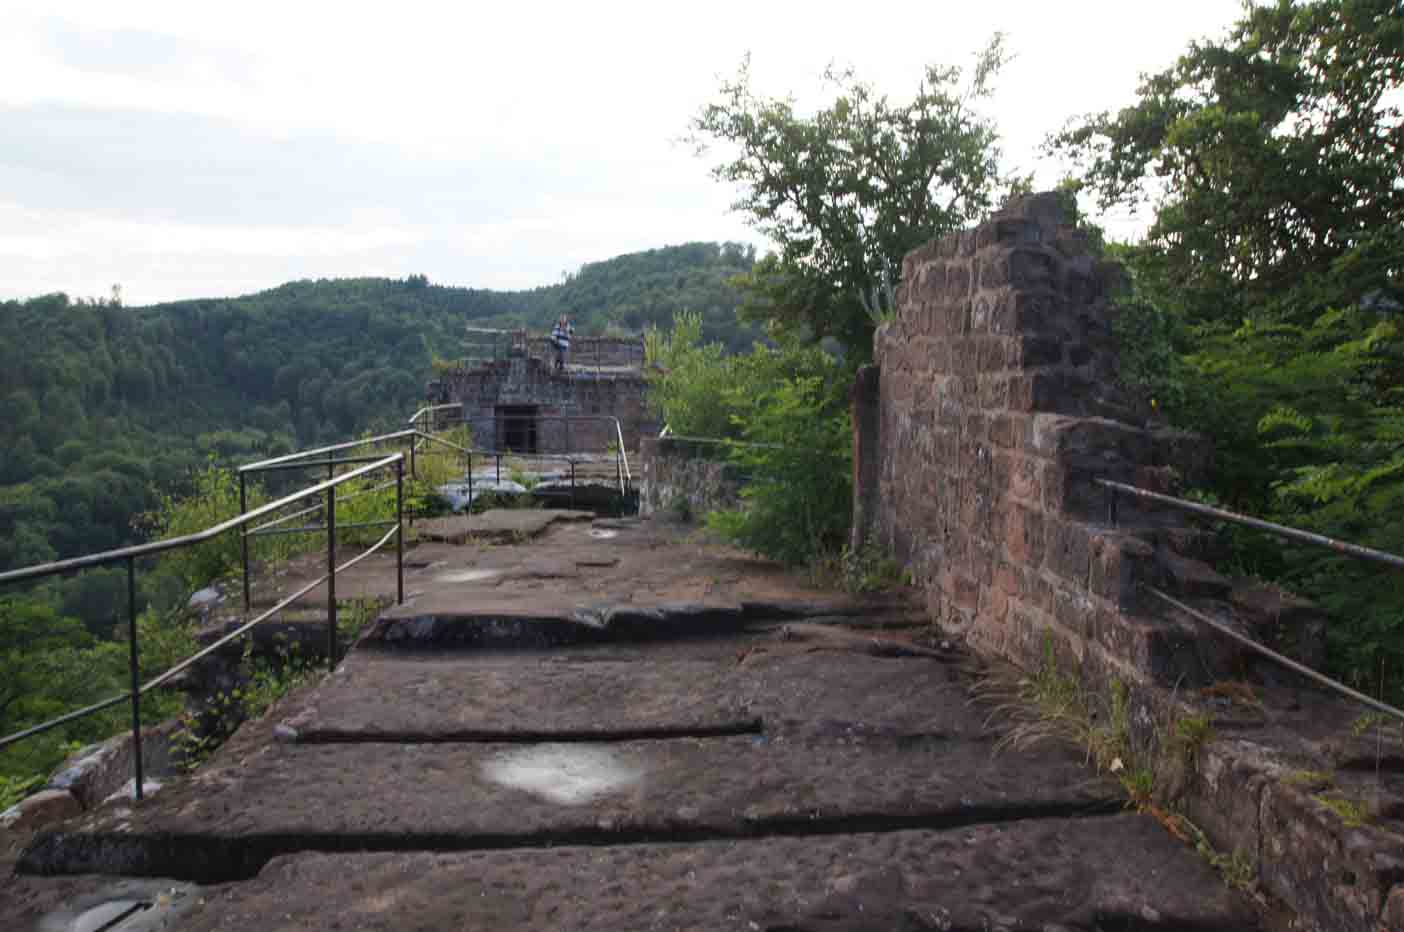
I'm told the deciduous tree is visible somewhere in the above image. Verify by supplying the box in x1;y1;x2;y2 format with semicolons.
691;39;1014;357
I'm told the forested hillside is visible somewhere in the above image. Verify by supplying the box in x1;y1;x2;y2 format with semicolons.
0;241;755;577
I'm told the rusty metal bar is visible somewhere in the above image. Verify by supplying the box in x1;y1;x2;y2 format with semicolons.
240;433;416;473
248;520;395;539
326;483;337;670
1094;478;1404;571
1144;586;1404;724
396;459;405;605
240;472;251;613
126;556;143;801
0;455;401;586
241;455;401;475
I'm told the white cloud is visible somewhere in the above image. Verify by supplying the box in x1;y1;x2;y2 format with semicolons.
0;0;1246;304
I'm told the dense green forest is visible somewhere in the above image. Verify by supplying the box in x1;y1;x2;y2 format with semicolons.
0;240;755;576
0;240;754;794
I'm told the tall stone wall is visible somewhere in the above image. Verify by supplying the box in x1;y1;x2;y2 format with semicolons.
858;193;1404;932
865;192;1201;685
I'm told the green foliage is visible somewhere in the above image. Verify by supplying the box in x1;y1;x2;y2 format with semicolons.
337;598;383;645
175;638;317;772
691;38;1014;357
0;773;44;811
0;242;755;597
0;596;126;785
1055;0;1404;699
1314;792;1372;828
831;533;907;594
142;463;250;594
706;368;852;566
1051;0;1403;327
645;311;741;438
648;313;852;565
1171;308;1404;691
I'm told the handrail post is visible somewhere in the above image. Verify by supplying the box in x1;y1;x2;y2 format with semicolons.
396;459;405;605
1106;483;1118;527
496;453;501;484
326;484;337;670
409;437;417;480
467;451;474;510
570;460;577;508
239;472;251;614
126;556;144;802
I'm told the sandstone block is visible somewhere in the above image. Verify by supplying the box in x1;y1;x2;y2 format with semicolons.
1003;502;1045;568
0;788;81;835
1089;533;1153;609
1156;548;1232;600
1045;518;1093;586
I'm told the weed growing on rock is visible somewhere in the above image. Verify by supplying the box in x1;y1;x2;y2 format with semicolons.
1282;769;1333;790
1181;817;1255;890
174;636;318;772
1313;792;1372;828
337;597;383;645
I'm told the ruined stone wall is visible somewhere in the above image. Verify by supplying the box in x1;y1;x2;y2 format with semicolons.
865;193;1199;685
638;436;746;520
858;193;1402;932
431;355;656;454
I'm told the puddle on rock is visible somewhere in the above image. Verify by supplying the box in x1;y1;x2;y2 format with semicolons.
435;569;503;584
480;744;643;805
587;529;618;540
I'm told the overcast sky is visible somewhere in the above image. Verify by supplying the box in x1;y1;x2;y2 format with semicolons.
1;0;1245;306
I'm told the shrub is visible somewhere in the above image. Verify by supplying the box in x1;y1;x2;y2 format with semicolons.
706;372;852;565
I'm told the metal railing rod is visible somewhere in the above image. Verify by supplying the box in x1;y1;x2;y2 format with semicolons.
0;692;132;749
411;431;470;455
334;523;400;576
332;478;399;506
249;520;396;539
407;403;463;426
248;501;325;535
142;575;330;694
1144;586;1404;724
0;455;402;586
241;432;416;473
1;558;346;749
1096;478;1404;571
241;455;394;474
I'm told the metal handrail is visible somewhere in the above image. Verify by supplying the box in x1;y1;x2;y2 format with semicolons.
0;456;395;585
0;453;408;800
1097;478;1404;571
408;403;464;428
1098;477;1404;723
240;431;418;474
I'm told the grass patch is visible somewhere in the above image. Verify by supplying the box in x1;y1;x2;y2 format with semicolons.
1313;792;1371;828
1283;769;1333;790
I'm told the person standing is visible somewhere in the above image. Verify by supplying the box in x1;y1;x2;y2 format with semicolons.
550;315;574;372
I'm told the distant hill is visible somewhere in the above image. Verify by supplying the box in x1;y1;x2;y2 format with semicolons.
0;241;756;574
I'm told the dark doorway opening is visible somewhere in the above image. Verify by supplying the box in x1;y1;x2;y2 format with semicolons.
497;405;538;453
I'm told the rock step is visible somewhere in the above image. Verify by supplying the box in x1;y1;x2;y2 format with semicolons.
9;816;1259;931
21;729;1120;880
278;649;975;743
362;596;921;649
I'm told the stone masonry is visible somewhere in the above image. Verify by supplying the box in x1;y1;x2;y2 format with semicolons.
854;192;1404;932
858;192;1211;687
428;335;655;455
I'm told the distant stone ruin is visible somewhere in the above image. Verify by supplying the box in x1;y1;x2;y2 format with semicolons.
427;328;657;454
